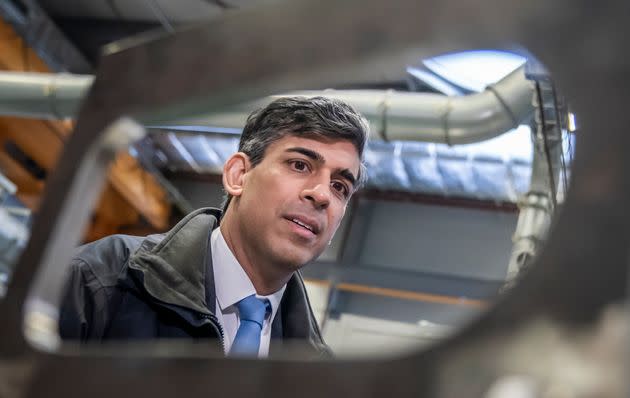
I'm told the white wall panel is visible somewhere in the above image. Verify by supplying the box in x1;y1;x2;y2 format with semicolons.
359;200;516;280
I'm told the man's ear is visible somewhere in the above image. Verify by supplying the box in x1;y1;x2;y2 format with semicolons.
222;152;251;197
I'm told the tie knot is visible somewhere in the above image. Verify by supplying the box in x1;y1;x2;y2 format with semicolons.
236;295;270;328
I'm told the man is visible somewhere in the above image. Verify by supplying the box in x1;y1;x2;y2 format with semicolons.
59;96;369;358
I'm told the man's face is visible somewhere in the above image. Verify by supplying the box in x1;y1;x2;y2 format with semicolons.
231;135;361;271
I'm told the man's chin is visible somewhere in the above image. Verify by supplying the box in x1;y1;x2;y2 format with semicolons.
272;246;321;271
277;255;314;271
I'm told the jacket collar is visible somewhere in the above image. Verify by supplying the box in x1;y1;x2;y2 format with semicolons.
127;207;220;316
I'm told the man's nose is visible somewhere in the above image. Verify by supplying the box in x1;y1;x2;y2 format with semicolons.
301;183;330;209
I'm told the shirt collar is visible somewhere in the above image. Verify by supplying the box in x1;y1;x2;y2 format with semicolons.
211;227;286;319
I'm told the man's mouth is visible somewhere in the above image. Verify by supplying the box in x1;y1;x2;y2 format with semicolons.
285;215;320;235
292;218;314;232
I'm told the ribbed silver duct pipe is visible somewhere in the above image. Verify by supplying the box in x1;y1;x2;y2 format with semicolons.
182;65;534;145
0;72;93;119
504;128;559;286
503;82;565;289
0;66;534;146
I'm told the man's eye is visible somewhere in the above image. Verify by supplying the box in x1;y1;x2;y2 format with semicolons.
331;181;349;198
290;160;308;172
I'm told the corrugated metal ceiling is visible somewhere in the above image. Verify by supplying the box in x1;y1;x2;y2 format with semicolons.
145;124;533;203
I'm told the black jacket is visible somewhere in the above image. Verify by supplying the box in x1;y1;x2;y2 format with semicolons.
59;207;330;356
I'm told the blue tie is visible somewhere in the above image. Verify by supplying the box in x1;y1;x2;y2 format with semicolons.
229;295;271;357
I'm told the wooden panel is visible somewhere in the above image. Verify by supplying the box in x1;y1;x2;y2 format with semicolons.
0;21;50;72
0;118;64;171
0;18;172;238
108;152;170;231
86;185;141;242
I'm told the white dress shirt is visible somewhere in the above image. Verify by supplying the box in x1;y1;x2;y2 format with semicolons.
210;227;286;357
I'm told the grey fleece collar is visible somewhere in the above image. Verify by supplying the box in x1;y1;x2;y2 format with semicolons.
129;208;221;315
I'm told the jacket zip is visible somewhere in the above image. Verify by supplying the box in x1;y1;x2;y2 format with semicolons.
200;312;225;354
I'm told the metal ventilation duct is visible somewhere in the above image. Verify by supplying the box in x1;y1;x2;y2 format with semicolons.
0;72;93;119
0;64;533;146
174;65;534;145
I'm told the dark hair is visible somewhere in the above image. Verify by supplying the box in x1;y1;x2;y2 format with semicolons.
222;96;369;212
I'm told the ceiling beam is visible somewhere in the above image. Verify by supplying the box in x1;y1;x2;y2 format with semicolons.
0;18;171;238
0;114;172;233
0;19;51;72
108;152;171;231
85;183;140;242
0;117;65;171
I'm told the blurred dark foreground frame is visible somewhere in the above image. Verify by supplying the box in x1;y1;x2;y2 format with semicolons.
0;0;628;397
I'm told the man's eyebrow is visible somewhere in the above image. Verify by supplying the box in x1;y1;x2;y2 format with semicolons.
286;147;324;162
286;146;358;187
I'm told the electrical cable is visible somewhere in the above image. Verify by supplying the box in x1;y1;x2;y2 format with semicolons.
566;128;575;187
559;129;570;197
534;81;557;209
550;82;569;197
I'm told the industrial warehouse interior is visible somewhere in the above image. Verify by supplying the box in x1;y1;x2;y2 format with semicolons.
0;1;627;397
